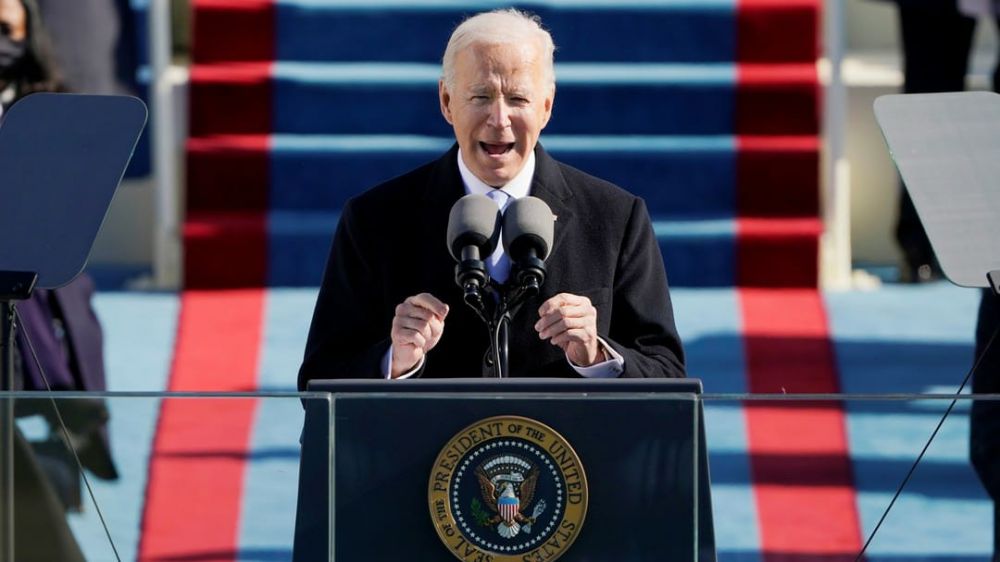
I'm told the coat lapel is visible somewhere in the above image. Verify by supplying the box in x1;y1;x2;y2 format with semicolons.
529;144;575;262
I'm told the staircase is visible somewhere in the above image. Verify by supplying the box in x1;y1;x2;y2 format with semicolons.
185;0;821;289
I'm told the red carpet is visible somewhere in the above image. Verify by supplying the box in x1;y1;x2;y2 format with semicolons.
740;289;863;560
138;290;266;561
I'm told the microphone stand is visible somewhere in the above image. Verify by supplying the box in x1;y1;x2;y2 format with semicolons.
485;276;540;379
460;276;519;379
455;236;547;379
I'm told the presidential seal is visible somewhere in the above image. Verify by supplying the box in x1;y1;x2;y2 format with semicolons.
428;416;588;562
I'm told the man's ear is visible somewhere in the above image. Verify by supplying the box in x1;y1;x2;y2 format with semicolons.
439;80;454;125
540;86;555;129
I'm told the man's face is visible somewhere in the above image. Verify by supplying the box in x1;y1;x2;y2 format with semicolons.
439;40;554;187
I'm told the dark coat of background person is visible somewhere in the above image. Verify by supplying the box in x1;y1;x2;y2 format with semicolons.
299;143;686;386
973;290;1000;557
34;0;138;95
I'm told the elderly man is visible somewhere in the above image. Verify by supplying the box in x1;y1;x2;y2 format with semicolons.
298;9;685;384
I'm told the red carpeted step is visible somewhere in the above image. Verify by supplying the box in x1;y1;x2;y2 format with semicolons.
191;0;274;63
183;212;268;288
189;63;272;137
737;0;819;63
186;135;270;213
736;63;820;135
737;135;820;217
737;217;822;287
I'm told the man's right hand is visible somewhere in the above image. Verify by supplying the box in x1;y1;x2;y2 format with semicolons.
390;293;449;378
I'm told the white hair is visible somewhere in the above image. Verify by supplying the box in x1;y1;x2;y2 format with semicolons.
441;8;556;91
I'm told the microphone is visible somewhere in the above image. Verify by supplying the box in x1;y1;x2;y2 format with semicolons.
502;196;554;296
447;194;502;303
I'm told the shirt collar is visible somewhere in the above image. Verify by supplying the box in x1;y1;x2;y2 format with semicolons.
456;147;535;201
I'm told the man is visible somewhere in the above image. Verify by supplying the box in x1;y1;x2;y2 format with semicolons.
298;9;685;386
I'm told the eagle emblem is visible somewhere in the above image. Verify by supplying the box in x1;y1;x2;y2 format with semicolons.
473;456;547;538
428;416;588;562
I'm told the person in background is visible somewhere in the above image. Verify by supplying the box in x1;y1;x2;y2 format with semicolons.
0;0;58;114
34;0;138;95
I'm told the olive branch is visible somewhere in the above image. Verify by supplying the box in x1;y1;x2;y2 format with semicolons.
470;498;491;526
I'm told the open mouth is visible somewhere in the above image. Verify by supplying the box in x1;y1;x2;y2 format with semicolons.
480;141;515;156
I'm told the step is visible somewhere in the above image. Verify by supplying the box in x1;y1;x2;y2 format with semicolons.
183;211;820;288
186;134;819;217
183;212;269;288
191;0;818;64
188;62;819;137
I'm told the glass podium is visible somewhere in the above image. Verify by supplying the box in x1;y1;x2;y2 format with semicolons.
1;390;997;561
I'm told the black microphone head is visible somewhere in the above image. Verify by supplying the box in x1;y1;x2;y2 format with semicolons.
502;196;554;261
447;194;502;261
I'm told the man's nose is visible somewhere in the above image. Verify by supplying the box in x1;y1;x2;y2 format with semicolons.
486;99;511;129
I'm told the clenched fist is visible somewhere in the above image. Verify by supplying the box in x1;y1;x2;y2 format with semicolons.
535;293;605;367
390;293;449;378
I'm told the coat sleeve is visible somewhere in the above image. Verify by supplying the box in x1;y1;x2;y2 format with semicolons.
602;197;687;378
298;200;391;389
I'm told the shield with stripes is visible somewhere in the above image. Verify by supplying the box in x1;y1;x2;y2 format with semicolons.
498;487;520;525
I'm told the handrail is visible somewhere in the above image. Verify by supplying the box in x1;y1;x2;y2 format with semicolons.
822;0;852;288
149;0;181;289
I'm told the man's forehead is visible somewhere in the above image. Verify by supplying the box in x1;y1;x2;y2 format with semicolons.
456;46;544;81
465;76;534;91
461;40;542;66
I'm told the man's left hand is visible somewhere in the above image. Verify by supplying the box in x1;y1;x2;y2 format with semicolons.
535;293;605;367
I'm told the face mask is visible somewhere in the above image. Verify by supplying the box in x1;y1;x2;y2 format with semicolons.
0;34;26;73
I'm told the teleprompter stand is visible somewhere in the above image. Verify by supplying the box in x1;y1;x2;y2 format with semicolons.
0;93;146;562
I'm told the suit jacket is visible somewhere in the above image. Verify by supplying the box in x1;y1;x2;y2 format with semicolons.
298;144;685;387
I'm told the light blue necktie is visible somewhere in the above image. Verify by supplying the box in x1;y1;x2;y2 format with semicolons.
485;189;512;283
